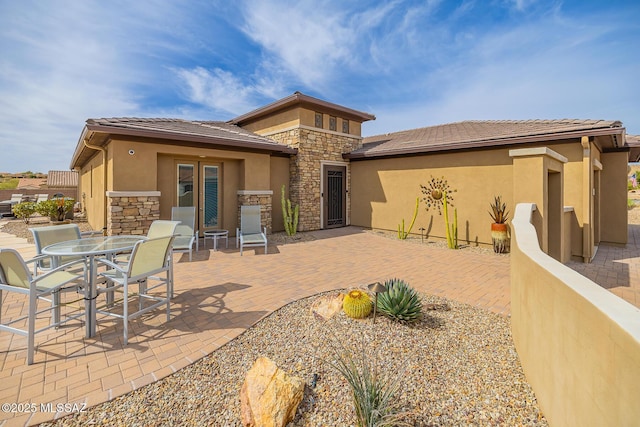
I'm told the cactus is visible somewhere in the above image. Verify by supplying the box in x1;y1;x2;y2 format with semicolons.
377;278;422;323
281;184;299;236
443;192;458;249
342;289;372;319
397;197;419;239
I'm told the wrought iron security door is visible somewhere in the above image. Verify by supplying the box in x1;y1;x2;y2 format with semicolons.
324;165;346;228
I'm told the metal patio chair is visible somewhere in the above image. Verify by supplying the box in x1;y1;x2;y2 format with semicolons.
171;207;199;262
95;236;174;345
236;205;267;256
0;248;86;364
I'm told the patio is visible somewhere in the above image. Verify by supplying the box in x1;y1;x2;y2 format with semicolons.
0;224;510;426
3;219;640;425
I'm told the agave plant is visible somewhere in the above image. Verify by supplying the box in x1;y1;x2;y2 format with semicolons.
489;196;509;224
377;279;422;323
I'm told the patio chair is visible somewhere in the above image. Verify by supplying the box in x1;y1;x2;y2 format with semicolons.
236;205;267;256
171;207;199;262
35;194;49;204
9;194;23;204
30;224;83;273
147;220;181;239
95;236;174;345
0;248;86;364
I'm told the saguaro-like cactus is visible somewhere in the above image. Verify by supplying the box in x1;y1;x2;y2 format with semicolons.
398;197;420;239
443;192;458;249
281;184;299;236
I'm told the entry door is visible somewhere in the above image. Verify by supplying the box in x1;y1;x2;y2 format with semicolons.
323;165;346;228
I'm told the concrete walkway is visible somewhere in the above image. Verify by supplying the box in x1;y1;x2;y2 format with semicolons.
1;225;512;426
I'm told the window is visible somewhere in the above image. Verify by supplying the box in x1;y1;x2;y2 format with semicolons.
315;112;323;128
329;116;337;131
342;119;349;134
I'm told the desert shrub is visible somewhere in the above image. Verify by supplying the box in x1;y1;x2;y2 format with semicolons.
36;198;75;221
12;202;37;224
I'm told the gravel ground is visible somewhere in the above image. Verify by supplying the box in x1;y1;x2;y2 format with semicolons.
42;291;546;427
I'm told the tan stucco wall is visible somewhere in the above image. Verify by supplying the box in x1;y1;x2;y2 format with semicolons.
511;203;640;427
350;148;514;246
80;137;276;233
600;151;628;244
270;156;292;233
350;140;626;256
78;152;107;230
243;105;363;138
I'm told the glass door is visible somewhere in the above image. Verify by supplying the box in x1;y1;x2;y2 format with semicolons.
177;163;195;207
200;164;219;230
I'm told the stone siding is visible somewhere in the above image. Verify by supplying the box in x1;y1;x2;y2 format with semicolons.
267;128;361;231
237;191;273;234
106;191;160;236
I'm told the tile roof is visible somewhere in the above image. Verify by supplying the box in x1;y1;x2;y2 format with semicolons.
348;119;625;159
47;170;78;188
71;118;297;168
85;118;295;150
230;91;376;125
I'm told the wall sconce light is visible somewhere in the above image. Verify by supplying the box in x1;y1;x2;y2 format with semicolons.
368;281;387;324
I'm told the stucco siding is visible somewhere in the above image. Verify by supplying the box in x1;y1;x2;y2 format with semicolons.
351;148;514;246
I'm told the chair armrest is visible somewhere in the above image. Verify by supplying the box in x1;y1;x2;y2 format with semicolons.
95;257;126;273
31;258;87;283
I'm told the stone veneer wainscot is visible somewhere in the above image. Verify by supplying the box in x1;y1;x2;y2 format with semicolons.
265;127;362;231
106;191;160;236
237;190;273;233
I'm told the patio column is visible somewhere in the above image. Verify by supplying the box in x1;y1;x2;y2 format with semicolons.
105;191;161;236
237;190;273;233
510;147;567;262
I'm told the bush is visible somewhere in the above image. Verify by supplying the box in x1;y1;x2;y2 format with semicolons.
36;198;75;221
12;202;37;224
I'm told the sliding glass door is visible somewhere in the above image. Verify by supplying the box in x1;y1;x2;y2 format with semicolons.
176;162;220;231
201;165;219;228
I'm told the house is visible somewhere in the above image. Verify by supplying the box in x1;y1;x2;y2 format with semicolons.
70;92;629;263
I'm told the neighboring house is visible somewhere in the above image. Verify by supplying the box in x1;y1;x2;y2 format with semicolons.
70;92;629;263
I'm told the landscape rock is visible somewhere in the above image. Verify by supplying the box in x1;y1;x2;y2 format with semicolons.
310;292;344;321
240;357;305;427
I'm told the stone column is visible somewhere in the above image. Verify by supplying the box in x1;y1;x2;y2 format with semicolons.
237;190;273;233
105;191;161;236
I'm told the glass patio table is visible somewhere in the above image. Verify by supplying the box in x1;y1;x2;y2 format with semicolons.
42;235;146;338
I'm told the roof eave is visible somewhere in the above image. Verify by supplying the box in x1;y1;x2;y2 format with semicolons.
71;123;297;169
346;126;627;160
230;92;376;125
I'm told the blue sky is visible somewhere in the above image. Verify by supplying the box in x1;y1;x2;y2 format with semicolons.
1;0;639;173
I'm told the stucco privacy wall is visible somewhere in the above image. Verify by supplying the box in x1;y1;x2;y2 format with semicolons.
511;203;640;427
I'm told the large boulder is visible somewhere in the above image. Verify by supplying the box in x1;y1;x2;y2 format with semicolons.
240;357;305;427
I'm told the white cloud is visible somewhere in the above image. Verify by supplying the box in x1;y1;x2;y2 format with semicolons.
174;67;259;115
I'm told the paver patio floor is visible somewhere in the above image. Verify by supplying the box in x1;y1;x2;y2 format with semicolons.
0;226;510;426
